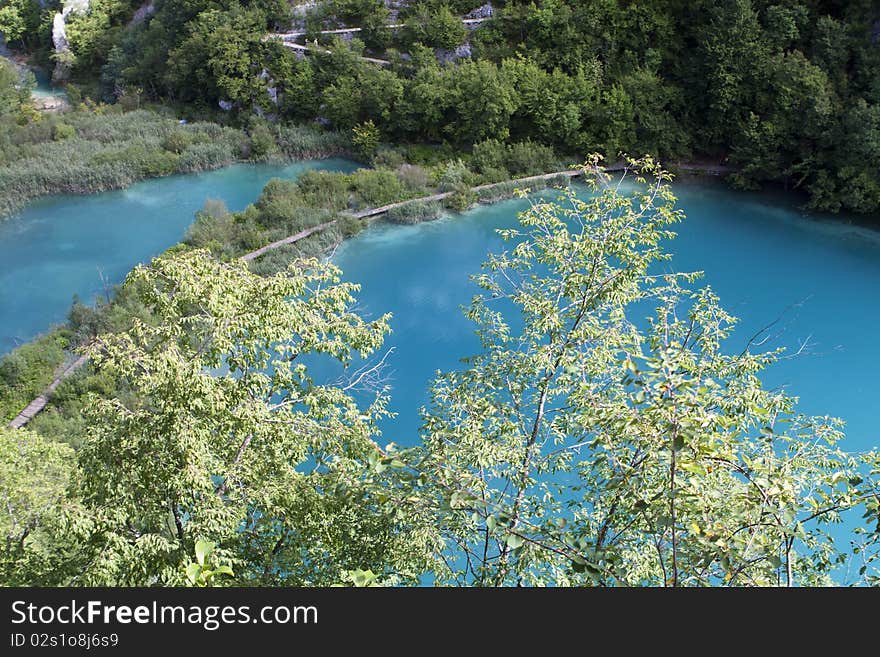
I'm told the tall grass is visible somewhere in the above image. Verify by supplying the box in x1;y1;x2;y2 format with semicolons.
386;200;445;224
475;174;572;203
0;109;352;219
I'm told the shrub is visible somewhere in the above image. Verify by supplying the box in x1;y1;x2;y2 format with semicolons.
186;200;234;250
247;121;278;161
438;159;476;192
505;140;558;176
64;83;82;107
372;147;406;169
386;200;444;224
478;165;510;184
471;139;507;174
338;214;366;237
472;139;559;178
139;148;180;176
253;179;306;227
444;182;477;212
296;170;350;209
349;168;406;207
352;120;380;158
404;142;457;166
162;129;193;154
52;122;75;141
395;163;430;192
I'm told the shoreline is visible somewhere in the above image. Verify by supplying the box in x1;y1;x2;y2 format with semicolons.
0;151;354;222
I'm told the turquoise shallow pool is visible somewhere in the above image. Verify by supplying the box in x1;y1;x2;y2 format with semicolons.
0;159;358;353
30;67;64;99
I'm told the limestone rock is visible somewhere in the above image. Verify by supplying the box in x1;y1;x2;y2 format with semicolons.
465;3;494;20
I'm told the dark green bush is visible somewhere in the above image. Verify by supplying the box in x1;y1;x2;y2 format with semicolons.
338;214;366;237
372;148;406;169
296;170;351;209
472;139;560;179
349;168;407;207
248;121;279;161
52;122;76;141
505;140;559;176
162;129;193;154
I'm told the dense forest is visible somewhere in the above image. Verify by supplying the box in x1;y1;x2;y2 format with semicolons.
3;0;879;213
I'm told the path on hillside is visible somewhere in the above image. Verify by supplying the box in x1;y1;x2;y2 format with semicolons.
274;41;392;65
270;17;487;41
266;16;489;65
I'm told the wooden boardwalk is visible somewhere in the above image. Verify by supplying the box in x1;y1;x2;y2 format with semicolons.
243;168;583;260
241;221;340;262
7;354;89;429
276;41;392;66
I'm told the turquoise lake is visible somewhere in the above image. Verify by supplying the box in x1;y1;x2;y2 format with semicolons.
332;182;880;454
0;159;357;354
0;165;877;456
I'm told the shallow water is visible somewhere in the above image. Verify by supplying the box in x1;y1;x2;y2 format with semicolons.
30;67;64;99
0;159;358;353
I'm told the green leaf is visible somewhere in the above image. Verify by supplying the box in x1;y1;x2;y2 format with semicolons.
506;534;525;549
185;563;202;585
195;539;214;567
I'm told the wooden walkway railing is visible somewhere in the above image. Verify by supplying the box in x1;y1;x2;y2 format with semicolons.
268;17;487;41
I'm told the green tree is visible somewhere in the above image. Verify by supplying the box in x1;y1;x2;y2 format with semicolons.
406;158;880;586
440;59;518;144
0;427;75;586
0;2;26;44
166;7;269;106
400;5;467;51
352;119;380;158
67;249;425;584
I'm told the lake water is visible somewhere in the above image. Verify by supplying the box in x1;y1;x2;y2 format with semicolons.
332;182;880;454
0;165;877;457
0;159;357;353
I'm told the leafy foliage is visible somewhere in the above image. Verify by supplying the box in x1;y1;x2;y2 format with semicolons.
4;160;880;586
